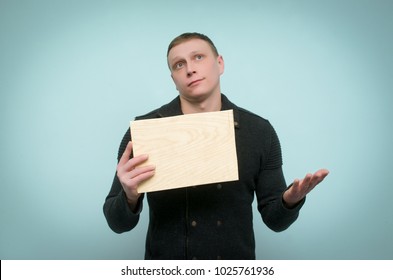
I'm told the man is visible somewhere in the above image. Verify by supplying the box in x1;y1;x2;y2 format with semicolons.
103;32;329;260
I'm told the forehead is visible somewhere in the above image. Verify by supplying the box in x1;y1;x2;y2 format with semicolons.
167;39;214;61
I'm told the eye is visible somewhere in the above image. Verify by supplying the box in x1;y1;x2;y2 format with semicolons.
195;54;203;60
174;61;184;70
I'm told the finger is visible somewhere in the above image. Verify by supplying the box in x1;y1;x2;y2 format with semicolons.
300;173;312;188
123;168;155;194
132;170;155;187
319;168;330;175
123;154;149;172
314;168;330;179
118;141;133;166
308;169;330;189
290;178;306;198
128;164;156;180
292;179;299;188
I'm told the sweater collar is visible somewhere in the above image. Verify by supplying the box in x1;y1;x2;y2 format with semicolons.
157;93;240;128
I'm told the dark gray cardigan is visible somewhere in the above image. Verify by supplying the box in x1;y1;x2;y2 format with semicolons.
103;94;305;259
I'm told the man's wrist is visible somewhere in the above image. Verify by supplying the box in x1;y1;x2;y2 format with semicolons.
125;193;141;213
282;196;299;209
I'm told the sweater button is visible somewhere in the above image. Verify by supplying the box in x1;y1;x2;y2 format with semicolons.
217;184;222;190
217;255;222;260
217;220;222;227
191;220;197;227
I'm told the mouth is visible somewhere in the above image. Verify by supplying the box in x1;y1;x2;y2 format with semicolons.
188;78;204;87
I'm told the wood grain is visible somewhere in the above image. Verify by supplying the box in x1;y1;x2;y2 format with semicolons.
130;110;238;193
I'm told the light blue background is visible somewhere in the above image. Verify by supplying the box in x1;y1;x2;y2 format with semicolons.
1;0;392;259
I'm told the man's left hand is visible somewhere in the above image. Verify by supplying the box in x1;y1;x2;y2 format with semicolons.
283;169;330;208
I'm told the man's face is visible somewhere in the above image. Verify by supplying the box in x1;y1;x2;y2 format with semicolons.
167;39;224;102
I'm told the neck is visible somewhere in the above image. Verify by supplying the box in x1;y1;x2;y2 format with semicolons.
180;92;222;114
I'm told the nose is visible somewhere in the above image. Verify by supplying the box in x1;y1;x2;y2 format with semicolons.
187;70;196;77
186;63;196;77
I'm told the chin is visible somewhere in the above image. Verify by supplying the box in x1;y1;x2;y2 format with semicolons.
182;90;215;101
187;94;211;103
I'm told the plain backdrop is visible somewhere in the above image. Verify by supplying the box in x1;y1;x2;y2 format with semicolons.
1;0;392;259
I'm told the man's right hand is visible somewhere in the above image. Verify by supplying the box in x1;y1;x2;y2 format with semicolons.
116;141;155;210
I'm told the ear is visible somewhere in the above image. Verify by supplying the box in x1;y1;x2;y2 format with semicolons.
217;55;225;75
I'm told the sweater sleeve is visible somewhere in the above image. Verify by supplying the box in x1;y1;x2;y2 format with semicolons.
103;128;144;233
255;124;305;232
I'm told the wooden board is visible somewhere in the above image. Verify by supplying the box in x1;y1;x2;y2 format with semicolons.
130;110;238;193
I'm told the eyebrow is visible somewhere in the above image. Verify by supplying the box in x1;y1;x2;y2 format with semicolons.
169;50;203;62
